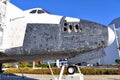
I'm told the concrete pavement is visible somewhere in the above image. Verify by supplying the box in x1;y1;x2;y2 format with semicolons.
0;73;120;80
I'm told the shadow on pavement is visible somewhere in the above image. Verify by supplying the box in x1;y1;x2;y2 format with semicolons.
108;78;120;80
0;73;38;80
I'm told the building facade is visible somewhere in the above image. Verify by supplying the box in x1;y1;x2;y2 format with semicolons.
89;17;120;64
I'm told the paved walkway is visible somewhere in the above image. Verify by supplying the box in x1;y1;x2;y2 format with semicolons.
0;74;120;80
84;75;120;80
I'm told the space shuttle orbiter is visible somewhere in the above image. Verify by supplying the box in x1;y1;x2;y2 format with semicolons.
0;0;115;74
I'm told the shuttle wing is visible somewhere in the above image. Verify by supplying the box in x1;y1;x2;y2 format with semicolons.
68;48;106;64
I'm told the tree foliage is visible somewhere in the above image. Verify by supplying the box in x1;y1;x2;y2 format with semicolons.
115;59;120;64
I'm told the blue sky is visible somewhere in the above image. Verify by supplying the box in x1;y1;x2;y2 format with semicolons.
10;0;120;25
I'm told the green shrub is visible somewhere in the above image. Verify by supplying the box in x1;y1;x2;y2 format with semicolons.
4;67;31;74
20;63;54;68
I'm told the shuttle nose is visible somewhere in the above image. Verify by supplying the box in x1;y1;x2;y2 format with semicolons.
107;27;115;46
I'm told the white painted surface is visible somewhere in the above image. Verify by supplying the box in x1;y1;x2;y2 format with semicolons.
24;8;63;24
65;17;80;22
25;14;63;24
107;27;115;46
2;1;26;49
66;73;84;80
0;2;5;16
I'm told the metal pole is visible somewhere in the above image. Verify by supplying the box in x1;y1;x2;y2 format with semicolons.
76;65;81;74
17;63;24;79
58;65;65;80
48;62;57;80
32;61;35;69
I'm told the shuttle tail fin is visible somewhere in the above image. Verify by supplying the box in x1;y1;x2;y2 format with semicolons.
5;1;23;22
0;1;24;51
0;0;23;25
0;1;6;49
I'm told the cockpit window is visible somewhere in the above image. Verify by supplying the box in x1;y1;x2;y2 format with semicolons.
29;9;51;14
37;10;45;14
30;10;37;14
